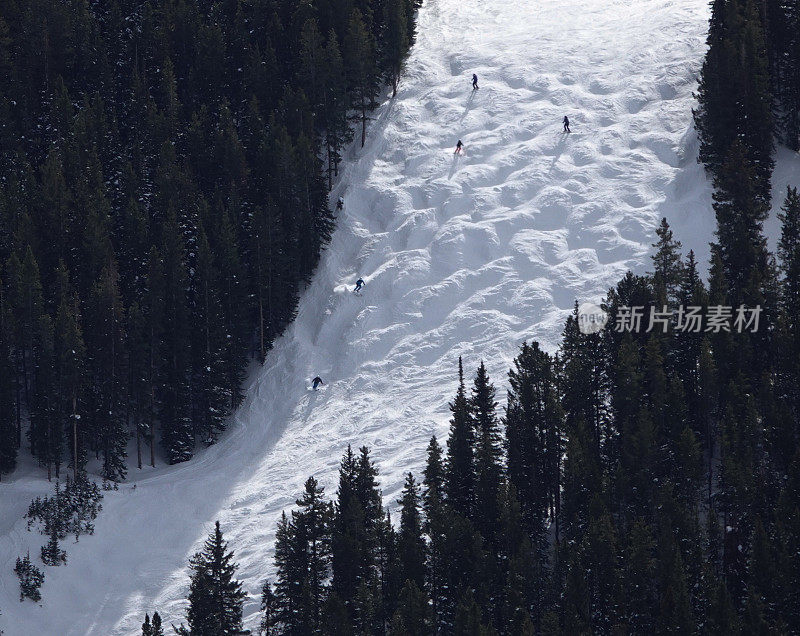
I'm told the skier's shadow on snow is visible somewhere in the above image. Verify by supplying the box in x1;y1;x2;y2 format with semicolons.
548;133;569;173
448;154;461;179
301;389;320;424
460;90;477;122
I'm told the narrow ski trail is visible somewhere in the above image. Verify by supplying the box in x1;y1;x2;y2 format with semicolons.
0;0;721;633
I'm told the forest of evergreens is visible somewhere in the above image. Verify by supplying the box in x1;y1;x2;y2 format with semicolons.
0;0;420;482
2;0;800;633
158;0;800;633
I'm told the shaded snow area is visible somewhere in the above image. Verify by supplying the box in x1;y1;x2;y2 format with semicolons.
3;0;798;633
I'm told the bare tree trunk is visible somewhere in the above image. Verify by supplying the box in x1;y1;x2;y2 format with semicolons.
15;374;21;447
136;413;142;470
361;104;367;147
72;395;78;480
150;390;156;468
258;237;265;362
326;139;333;191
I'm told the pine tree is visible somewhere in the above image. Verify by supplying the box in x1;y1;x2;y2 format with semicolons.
452;589;494;636
427;507;487;632
320;30;351;187
651;217;684;306
344;9;379;147
470;361;503;547
141;613;153;636
85;260;128;481
294;476;334;633
53;289;85;478
445;357;474;518
705;579;740;635
775;450;800;631
776;186;800;454
505;341;561;553
273;511;304;633
331;446;384;629
622;521;656;634
382;0;409;96
298;19;325;112
0;275;17;477
711;140;770;309
14;551;44;602
190;226;229;444
259;581;278;635
159;211;193;464
41;520;67;566
152;612;164;636
142;247;165;469
182;521;246;635
389;579;433;636
497;482;538;630
422;435;444;517
397;473;426;590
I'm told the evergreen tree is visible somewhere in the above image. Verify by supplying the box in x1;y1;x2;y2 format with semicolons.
711;140;770;309
389;579;433;636
53;290;85;477
497;482;538;631
344;10;379;147
320;31;351;187
182;521;246;636
159;211;193;464
382;0;410;96
651;217;684;306
505;341;561;554
0;275;17;477
14;552;44;602
41;520;67;566
452;589;495;636
445;357;474;518
621;521;656;634
776;186;800;454
422;435;444;516
85;260;128;481
397;472;426;590
141;612;163;636
190;227;229;444
470;361;503;546
294;476;334;633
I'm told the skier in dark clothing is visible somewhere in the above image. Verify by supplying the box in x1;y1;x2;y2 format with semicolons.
354;278;365;293
472;74;479;89
312;376;324;390
455;140;463;154
563;116;570;133
336;196;344;211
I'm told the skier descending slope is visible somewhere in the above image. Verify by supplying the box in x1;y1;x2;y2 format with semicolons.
336;196;344;211
472;73;479;89
311;376;324;390
563;115;571;132
354;278;365;294
454;139;464;154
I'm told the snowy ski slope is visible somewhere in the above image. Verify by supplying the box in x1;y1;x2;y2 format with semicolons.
3;0;798;632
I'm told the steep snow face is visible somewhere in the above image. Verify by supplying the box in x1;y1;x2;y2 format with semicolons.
0;0;729;633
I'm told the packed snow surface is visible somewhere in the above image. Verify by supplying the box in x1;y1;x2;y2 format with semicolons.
2;0;797;633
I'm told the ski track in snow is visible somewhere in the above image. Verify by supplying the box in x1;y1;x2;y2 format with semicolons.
1;0;798;633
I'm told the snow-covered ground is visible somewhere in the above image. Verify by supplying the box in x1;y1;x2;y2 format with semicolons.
2;0;797;633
